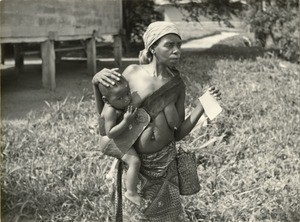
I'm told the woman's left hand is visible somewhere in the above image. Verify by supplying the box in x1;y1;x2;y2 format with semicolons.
92;68;121;87
208;86;221;100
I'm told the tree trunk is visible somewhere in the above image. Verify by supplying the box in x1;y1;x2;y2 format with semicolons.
298;0;300;53
122;0;131;54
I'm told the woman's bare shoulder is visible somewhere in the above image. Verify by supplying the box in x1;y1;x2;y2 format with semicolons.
123;64;145;78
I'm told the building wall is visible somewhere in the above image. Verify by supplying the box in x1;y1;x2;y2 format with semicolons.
0;0;122;43
159;5;246;40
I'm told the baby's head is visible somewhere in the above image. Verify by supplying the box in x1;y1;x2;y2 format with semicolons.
98;75;131;110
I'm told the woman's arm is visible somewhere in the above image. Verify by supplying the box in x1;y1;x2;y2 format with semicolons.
174;100;204;141
174;86;221;141
93;84;104;115
175;86;186;128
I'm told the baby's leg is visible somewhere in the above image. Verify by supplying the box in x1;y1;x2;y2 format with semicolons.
121;147;141;205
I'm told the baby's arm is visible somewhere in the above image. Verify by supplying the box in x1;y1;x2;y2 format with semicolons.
105;106;136;139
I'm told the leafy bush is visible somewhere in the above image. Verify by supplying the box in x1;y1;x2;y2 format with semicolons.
122;0;163;45
246;3;300;62
169;0;300;62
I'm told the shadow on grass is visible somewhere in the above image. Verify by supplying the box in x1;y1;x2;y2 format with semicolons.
181;30;222;44
179;45;275;91
200;44;269;60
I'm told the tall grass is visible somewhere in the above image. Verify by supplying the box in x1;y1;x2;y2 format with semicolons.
2;47;300;221
179;52;300;221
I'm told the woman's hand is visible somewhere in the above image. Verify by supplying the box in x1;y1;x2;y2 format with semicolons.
92;68;122;87
207;86;221;100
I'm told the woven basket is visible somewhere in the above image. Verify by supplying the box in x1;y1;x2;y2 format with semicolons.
176;147;200;195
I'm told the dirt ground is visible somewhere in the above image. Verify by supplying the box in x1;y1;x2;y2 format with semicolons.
1;58;136;120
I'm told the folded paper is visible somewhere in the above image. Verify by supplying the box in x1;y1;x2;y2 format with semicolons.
199;91;222;120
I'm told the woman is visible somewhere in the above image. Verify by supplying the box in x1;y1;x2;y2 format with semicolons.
92;21;220;221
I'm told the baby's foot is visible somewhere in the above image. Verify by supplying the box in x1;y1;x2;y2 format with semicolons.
125;191;141;206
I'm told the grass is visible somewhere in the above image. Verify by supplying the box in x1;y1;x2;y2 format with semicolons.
2;39;300;221
178;51;300;221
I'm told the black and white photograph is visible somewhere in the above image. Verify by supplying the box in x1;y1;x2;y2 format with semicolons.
1;0;299;221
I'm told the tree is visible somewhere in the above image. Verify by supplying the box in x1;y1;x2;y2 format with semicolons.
169;0;245;28
122;0;163;52
168;0;300;62
122;0;299;62
245;0;300;62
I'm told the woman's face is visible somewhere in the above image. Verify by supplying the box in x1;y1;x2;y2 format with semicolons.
153;34;182;67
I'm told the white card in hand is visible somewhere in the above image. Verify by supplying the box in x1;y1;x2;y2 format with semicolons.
199;91;222;120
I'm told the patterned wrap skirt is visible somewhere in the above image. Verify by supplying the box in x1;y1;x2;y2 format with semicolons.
114;141;188;222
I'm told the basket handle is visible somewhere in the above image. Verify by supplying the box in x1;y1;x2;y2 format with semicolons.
177;145;192;155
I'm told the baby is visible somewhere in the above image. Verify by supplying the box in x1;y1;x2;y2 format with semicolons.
98;76;141;205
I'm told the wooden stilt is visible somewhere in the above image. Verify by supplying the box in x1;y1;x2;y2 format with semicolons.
41;40;56;90
0;44;4;65
13;43;24;72
86;37;96;75
113;35;122;69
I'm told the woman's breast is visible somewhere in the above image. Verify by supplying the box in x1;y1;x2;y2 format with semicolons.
164;103;179;129
135;112;174;154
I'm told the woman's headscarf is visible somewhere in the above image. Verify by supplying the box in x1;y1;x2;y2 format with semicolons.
139;21;181;64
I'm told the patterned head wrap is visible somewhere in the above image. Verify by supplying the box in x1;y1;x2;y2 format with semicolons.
139;21;181;64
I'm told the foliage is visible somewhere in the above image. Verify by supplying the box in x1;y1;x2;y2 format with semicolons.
245;1;300;62
168;0;300;62
2;45;300;221
122;0;163;46
169;0;245;28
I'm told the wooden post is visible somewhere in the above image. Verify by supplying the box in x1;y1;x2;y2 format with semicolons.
86;37;96;75
299;0;300;53
0;44;4;65
13;43;24;72
113;35;122;69
41;40;56;90
55;41;62;64
286;0;290;10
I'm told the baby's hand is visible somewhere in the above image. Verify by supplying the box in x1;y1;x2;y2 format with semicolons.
207;86;221;100
123;105;137;122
